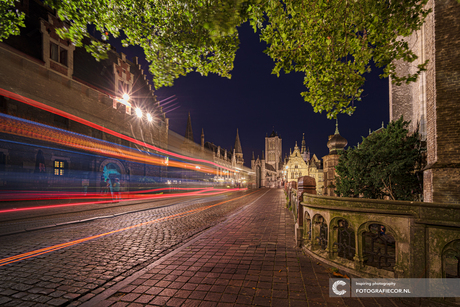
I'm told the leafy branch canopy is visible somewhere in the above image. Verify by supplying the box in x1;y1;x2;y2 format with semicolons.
1;0;446;118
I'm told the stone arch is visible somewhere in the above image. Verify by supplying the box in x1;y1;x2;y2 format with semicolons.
442;240;460;278
358;221;396;271
312;214;328;251
98;158;126;189
330;217;356;261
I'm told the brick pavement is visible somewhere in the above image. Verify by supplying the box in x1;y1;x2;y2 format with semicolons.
84;189;421;307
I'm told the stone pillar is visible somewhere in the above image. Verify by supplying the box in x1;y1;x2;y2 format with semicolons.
295;176;316;246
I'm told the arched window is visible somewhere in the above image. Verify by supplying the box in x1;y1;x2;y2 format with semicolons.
362;224;395;271
333;219;355;261
443;240;460;278
314;215;327;250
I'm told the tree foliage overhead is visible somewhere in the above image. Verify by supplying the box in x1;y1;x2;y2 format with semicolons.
1;0;441;118
335;117;424;201
254;0;430;118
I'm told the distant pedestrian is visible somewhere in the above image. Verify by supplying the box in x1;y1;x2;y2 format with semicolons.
113;178;120;201
100;176;107;193
107;179;113;199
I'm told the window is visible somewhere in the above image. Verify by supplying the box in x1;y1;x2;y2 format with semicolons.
50;42;68;66
54;160;66;176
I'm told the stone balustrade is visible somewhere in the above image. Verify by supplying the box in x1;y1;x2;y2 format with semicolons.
285;177;460;280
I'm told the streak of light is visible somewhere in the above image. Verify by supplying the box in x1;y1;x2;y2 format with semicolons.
161;102;179;112
0;113;218;175
0;188;247;213
164;105;181;113
159;98;177;107
0;88;238;173
0;190;257;266
157;95;176;105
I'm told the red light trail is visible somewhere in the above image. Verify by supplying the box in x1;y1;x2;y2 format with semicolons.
0;88;238;173
0;190;256;266
0;188;247;214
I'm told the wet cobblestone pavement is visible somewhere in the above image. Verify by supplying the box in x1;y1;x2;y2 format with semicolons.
82;189;449;307
0;189;455;306
0;190;262;306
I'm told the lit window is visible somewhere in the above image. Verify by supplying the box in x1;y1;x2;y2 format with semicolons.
54;160;66;176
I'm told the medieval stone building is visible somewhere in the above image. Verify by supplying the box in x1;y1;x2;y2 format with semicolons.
0;0;254;191
322;123;348;196
284;134;324;194
390;0;460;204
251;129;284;188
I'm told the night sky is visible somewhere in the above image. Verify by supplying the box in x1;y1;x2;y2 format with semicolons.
112;22;389;168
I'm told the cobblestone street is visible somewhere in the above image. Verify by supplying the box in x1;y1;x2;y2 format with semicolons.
0;189;450;307
84;189;420;307
0;190;262;306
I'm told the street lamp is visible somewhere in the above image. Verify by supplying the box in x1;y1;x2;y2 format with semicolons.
146;113;153;122
135;107;143;118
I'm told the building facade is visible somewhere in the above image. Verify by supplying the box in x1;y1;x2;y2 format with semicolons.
322;123;348;196
284;134;324;194
389;0;460;204
251;129;284;188
0;0;253;193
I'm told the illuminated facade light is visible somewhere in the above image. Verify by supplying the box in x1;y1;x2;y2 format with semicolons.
147;113;153;122
135;107;143;118
122;93;130;101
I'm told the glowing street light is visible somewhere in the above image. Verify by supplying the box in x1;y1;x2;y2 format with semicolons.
146;113;153;122
135;107;143;118
122;93;130;102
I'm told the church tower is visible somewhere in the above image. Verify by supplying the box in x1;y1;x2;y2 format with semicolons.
322;120;347;196
234;129;244;166
265;128;282;172
301;133;310;162
185;112;194;142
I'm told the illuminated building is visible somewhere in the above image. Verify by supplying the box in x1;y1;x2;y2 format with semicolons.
284;134;324;195
322;122;347;196
0;0;253;193
389;0;460;204
251;129;284;188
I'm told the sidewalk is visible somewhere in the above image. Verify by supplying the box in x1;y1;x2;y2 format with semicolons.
83;189;408;307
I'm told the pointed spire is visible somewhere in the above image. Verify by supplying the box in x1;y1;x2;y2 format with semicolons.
252;151;255;160
301;133;306;154
201;128;204;148
234;128;242;153
185;112;194;142
335;118;340;135
262;150;265;160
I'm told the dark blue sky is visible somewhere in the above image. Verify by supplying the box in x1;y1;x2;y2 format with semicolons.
114;23;389;168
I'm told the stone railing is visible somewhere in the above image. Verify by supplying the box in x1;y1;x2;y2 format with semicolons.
294;191;460;279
